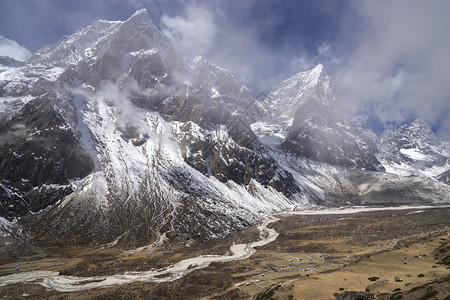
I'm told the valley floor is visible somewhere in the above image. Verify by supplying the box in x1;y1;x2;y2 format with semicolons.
0;206;448;299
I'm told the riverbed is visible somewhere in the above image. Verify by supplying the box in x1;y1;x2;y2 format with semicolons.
0;205;448;292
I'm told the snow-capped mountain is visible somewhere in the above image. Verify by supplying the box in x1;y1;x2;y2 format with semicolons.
257;65;382;171
30;9;182;71
1;10;449;248
372;119;450;178
0;9;301;247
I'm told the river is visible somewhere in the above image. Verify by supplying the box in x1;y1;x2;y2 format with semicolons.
0;205;448;292
0;214;279;292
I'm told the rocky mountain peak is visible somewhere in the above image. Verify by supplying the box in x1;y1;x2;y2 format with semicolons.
288;64;325;88
403;118;436;142
264;64;332;120
118;8;160;36
128;8;152;22
389;118;439;148
293;64;327;91
0;56;24;67
410;117;430;129
377;118;449;177
311;63;323;72
189;56;253;104
29;8;175;70
1;10;449;250
400;118;431;134
255;64;381;171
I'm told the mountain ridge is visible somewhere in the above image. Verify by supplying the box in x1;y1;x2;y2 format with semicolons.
0;9;448;249
371;117;450;177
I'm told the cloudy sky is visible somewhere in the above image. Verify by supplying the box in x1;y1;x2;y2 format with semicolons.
0;0;449;138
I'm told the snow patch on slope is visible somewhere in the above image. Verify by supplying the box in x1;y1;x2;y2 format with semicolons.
399;148;430;161
376;119;450;178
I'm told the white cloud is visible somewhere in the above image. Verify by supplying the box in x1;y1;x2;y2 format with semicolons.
317;42;331;57
438;117;450;141
209;26;282;93
161;4;217;58
334;1;450;133
0;35;32;61
291;54;313;71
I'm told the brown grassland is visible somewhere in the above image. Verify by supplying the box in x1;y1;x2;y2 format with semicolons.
0;207;448;299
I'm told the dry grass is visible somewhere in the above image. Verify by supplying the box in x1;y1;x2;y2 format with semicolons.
0;207;448;299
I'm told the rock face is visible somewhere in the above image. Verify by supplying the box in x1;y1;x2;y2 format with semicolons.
262;65;382;171
334;291;377;300
0;9;300;248
30;9;182;72
0;56;24;67
374;119;450;177
0;9;449;248
0;93;94;219
437;169;450;184
160;57;261;148
365;280;392;293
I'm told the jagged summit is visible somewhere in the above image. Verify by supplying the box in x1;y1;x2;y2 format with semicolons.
0;10;303;247
408;118;435;137
1;10;449;249
264;64;332;119
312;63;323;71
122;8;157;28
28;8;178;71
397;118;439;148
129;8;150;18
411;117;430;127
256;64;380;170
376;118;449;177
290;63;324;86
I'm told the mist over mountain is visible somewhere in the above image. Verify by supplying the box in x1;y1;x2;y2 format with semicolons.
0;10;449;249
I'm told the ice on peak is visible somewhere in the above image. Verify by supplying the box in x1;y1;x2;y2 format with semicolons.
397;118;434;137
312;63;324;72
125;9;153;25
410;118;431;130
93;19;122;26
263;63;333;119
274;63;329;96
192;56;230;75
130;48;159;57
130;9;150;18
193;56;203;63
94;9;150;26
274;64;328;94
377;116;449;178
292;64;324;81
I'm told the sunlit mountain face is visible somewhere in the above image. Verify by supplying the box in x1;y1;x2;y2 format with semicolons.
0;9;448;251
